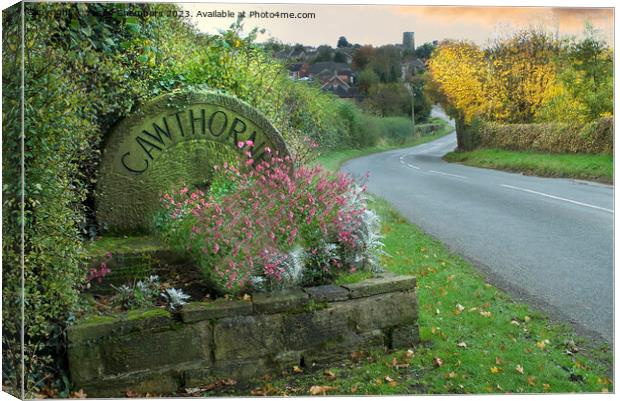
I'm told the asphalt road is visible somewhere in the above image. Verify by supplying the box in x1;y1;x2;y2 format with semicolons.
342;107;614;343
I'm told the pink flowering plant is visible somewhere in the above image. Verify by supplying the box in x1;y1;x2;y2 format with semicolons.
85;252;112;286
155;141;385;295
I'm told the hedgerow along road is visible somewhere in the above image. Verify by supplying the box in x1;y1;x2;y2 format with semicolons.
342;106;613;343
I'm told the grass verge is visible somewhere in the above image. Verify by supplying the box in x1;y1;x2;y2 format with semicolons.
444;148;613;184
316;120;453;172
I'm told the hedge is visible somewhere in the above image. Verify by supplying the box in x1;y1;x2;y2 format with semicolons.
457;117;613;155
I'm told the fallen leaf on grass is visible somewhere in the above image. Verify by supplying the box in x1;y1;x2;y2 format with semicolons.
242;294;252;302
515;365;524;374
251;383;277;396
309;385;337;395
543;383;550;391
323;370;336;380
405;349;415;358
510;319;520;326
564;339;579;354
536;340;549;350
446;372;457;379
524;316;531;322
495;357;502;365
293;365;303;373
480;311;492;318
185;378;238;394
457;342;467;348
433;357;443;368
490;366;501;374
70;390;87;399
527;376;536;386
125;390;140;398
351;386;358;394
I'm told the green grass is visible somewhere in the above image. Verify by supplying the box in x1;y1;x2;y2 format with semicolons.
316;120;454;172
444;148;613;184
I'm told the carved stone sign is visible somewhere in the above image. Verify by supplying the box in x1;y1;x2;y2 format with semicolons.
96;90;288;233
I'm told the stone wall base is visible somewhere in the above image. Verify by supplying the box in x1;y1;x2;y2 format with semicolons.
68;272;419;397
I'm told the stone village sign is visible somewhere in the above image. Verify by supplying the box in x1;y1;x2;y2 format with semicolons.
96;89;289;233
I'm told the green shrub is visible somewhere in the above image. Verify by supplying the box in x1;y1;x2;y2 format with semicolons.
378;117;414;144
2;2;208;396
479;118;612;154
455;115;483;151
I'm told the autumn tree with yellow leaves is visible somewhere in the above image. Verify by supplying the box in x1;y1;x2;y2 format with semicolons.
427;28;613;151
428;29;612;124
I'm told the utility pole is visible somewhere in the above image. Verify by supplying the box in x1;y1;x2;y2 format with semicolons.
406;81;417;138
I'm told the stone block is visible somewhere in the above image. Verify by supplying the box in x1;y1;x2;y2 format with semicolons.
77;368;183;398
98;321;212;378
180;300;253;323
184;358;275;387
302;329;385;367
252;289;309;314
68;308;173;344
342;274;416;298
355;291;418;332
304;284;350;302
213;314;286;360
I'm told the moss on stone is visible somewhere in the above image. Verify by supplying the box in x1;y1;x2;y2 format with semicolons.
85;235;166;258
79;314;119;326
303;300;330;312
333;270;375;285
127;308;171;321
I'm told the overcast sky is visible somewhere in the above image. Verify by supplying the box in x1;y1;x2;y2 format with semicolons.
179;2;614;48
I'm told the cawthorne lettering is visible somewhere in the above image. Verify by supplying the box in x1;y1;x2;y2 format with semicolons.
120;107;267;174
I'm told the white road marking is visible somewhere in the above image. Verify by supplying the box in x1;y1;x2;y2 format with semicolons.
429;170;468;179
501;184;613;214
407;164;420;170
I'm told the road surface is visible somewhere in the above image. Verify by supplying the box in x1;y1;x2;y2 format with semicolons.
342;107;614;342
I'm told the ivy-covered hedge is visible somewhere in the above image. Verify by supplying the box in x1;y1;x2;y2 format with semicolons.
2;3;199;396
2;2;395;397
479;117;613;154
